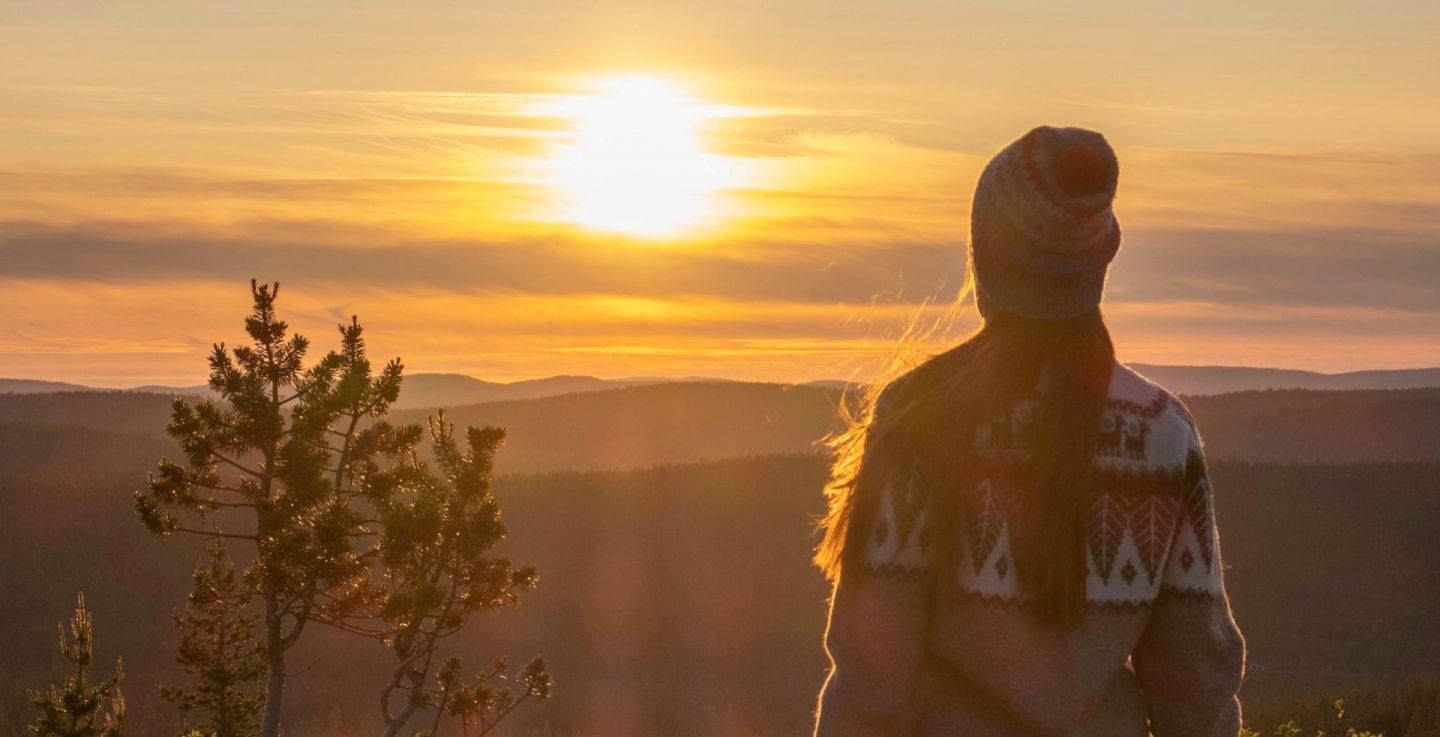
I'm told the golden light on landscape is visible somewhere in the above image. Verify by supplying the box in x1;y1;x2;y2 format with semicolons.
545;76;742;238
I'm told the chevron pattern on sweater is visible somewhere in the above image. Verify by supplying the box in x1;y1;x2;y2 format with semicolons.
861;364;1225;606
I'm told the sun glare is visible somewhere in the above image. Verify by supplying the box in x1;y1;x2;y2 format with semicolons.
547;76;740;238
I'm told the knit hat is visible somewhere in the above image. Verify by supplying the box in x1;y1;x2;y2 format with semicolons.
969;126;1121;320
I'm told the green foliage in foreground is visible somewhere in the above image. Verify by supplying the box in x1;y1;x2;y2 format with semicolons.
133;280;392;737
1238;699;1382;734
341;412;551;737
160;543;264;737
27;594;125;737
128;280;548;737
1244;681;1440;737
1242;701;1383;737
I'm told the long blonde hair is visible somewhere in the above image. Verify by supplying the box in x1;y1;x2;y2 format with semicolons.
815;275;1115;629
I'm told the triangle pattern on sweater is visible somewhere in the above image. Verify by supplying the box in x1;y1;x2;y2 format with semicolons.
861;362;1225;606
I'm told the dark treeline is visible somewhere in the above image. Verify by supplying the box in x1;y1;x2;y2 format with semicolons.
0;392;178;439
1216;462;1440;683
1190;389;1440;463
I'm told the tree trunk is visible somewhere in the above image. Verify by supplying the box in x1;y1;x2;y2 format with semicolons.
379;704;417;737
379;662;425;737
260;599;286;737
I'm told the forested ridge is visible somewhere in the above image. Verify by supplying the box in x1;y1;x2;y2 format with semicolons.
5;384;1440;473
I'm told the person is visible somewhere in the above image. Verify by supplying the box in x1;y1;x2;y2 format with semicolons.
812;126;1246;736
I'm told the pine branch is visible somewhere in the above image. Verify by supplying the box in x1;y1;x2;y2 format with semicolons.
207;450;265;479
199;500;259;510
171;527;260;541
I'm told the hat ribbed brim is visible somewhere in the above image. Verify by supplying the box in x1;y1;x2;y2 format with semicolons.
972;251;1110;321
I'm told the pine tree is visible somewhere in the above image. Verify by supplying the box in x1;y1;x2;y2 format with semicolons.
136;280;548;737
27;594;125;737
422;655;552;737
326;414;551;737
135;280;402;737
160;543;264;737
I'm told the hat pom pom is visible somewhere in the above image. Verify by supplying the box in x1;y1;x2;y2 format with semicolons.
1052;144;1110;197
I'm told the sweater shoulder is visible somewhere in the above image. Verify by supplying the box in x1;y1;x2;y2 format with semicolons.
1102;362;1199;470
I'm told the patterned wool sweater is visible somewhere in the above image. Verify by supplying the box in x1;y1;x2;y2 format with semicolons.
814;362;1246;737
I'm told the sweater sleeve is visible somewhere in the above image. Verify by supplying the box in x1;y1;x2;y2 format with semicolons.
1132;427;1247;737
814;454;935;737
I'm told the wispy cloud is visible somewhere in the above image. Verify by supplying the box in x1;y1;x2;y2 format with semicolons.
0;219;965;304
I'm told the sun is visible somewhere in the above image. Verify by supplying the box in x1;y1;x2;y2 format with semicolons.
547;76;739;238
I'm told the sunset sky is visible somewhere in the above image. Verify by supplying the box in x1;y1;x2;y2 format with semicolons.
3;0;1438;386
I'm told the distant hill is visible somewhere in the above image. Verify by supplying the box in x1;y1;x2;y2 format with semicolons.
0;381;843;475
0;391;177;438
392;381;844;473
391;373;660;409
307;372;739;409
801;379;858;392
8;364;1440;404
0;378;92;394
395;383;1440;472
5;383;1440;472
0;373;726;408
1183;388;1440;463
0;378;214;399
1130;364;1440;395
778;365;1440;396
126;383;213;397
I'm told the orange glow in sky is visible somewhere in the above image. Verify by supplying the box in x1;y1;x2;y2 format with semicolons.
1;1;1438;386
